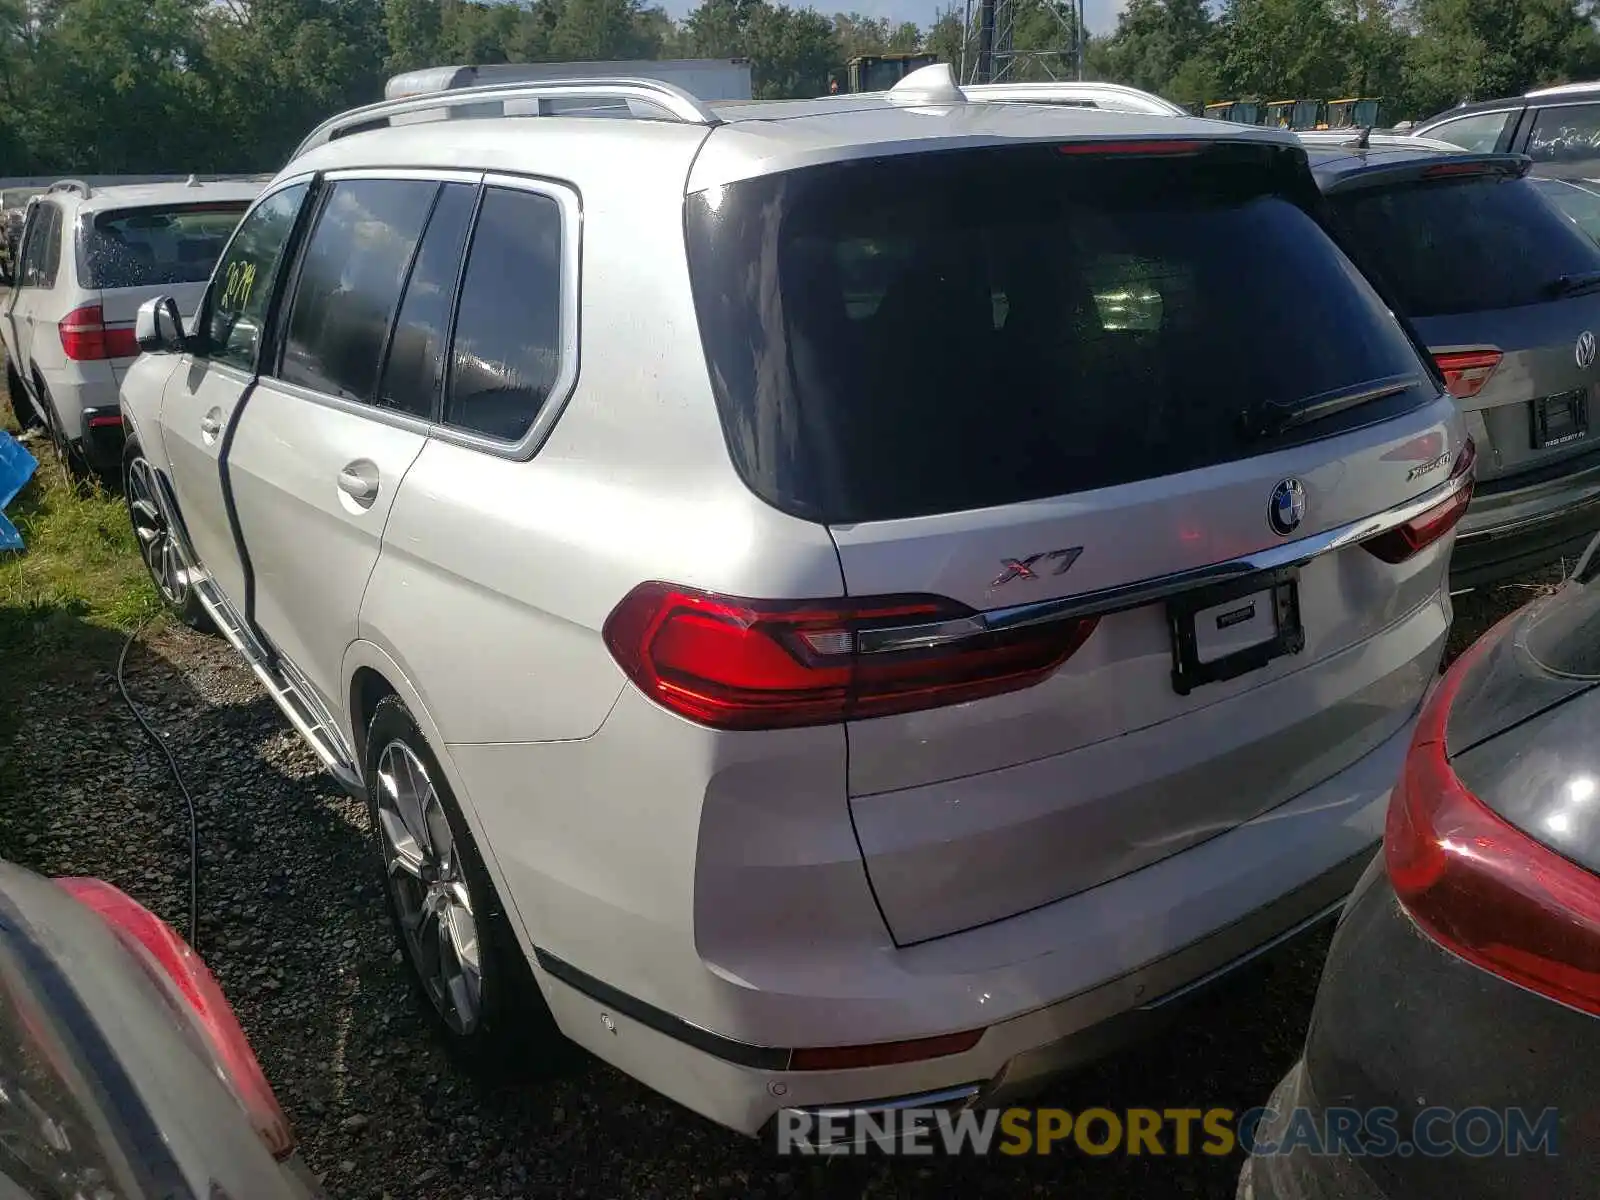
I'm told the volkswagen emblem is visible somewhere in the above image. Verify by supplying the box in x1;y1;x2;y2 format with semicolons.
1268;478;1307;537
1579;330;1597;370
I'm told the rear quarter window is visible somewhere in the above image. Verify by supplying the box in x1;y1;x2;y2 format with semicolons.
82;203;249;290
1329;173;1600;317
686;144;1433;524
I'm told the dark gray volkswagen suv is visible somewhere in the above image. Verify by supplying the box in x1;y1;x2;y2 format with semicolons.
1307;144;1600;587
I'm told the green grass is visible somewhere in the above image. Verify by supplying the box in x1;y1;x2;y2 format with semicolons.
0;382;165;713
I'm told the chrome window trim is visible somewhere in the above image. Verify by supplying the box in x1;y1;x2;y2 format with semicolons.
1414;107;1519;138
258;374;434;438
429;170;582;463
1527;99;1600;114
195;172;317;373
856;464;1473;654
320;167;485;186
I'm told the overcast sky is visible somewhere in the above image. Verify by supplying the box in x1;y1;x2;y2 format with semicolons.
656;0;1130;35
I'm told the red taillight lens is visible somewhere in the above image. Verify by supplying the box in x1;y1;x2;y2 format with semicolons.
59;305;139;361
1422;160;1522;181
1385;620;1600;1017
789;1027;983;1071
1057;139;1202;156
1432;349;1503;400
103;325;140;358
1361;438;1476;564
55;878;295;1159
602;583;1099;730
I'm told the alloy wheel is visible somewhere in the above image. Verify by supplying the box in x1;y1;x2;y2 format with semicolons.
126;456;189;606
374;740;483;1035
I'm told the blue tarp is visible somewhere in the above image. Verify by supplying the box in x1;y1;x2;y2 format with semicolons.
0;431;37;550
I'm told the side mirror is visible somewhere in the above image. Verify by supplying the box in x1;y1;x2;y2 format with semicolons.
135;295;186;354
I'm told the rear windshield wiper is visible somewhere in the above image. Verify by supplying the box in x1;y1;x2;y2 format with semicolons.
1241;375;1420;440
1546;270;1600;299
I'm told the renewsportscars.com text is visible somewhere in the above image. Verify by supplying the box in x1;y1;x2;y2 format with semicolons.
774;1105;1561;1158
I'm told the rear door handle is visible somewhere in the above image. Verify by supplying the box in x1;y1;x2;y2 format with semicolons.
337;462;380;506
199;414;221;438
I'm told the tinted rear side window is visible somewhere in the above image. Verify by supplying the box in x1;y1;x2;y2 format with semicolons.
444;186;564;442
686;145;1430;524
81;203;248;289
1330;174;1600;318
279;179;438;403
377;182;478;420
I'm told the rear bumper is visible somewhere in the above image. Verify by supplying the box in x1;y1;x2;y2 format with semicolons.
1453;451;1600;588
488;696;1421;1136
79;405;125;473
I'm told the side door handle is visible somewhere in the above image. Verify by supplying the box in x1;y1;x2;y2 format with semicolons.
337;461;380;507
199;413;222;439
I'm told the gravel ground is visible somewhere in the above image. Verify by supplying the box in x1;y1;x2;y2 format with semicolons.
0;568;1568;1199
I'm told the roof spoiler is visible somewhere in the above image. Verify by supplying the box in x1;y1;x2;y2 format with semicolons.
1319;152;1532;195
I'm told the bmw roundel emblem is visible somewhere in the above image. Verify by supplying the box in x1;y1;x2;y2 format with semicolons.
1268;478;1307;537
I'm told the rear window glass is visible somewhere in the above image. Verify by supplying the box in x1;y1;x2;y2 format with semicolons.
81;203;248;290
686;144;1430;524
1330;174;1600;318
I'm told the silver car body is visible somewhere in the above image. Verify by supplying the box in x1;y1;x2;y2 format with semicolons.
119;70;1468;1135
1;179;260;465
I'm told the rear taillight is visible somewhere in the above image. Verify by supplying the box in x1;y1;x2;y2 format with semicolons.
602;583;1099;730
1057;140;1203;156
59;305;139;361
1385;619;1600;1017
789;1027;983;1071
1421;159;1524;181
1361;438;1475;564
1432;349;1503;400
55;878;295;1160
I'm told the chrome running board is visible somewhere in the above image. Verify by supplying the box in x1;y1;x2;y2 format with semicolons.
152;472;365;798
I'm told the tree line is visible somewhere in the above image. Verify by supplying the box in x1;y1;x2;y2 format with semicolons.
3;0;1600;177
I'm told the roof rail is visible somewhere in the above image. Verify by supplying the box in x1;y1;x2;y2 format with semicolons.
292;77;722;159
1526;80;1600;99
47;179;91;199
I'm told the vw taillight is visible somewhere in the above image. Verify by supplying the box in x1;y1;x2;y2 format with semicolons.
1432;349;1502;400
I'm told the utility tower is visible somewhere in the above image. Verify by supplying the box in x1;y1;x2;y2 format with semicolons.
957;0;1087;85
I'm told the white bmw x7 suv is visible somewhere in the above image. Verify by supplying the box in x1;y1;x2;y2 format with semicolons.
118;65;1474;1140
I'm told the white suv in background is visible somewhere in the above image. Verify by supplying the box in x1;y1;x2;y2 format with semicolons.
117;66;1473;1141
1;177;260;474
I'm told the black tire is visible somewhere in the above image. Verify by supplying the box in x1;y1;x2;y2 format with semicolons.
4;362;40;432
364;695;568;1074
122;440;212;632
32;375;86;479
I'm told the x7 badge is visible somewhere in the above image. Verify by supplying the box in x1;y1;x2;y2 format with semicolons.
992;547;1084;587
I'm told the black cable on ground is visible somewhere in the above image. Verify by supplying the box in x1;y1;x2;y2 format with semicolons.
116;616;201;951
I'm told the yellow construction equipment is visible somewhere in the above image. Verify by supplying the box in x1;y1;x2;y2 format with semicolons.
1325;98;1383;129
1204;100;1262;124
1264;99;1323;130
